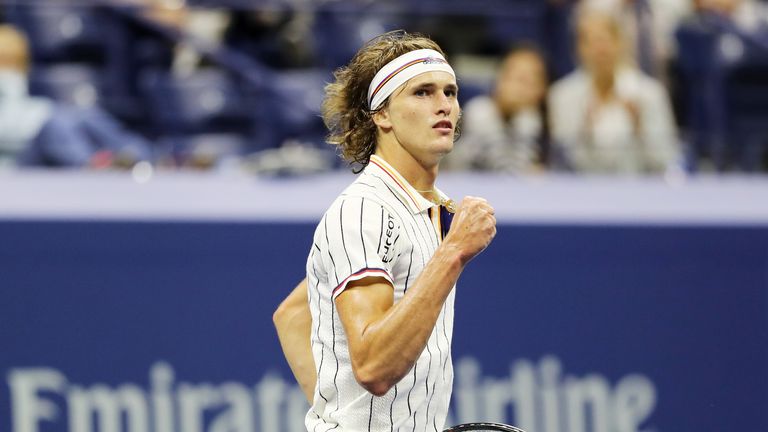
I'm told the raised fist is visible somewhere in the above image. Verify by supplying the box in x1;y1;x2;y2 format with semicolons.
444;196;496;265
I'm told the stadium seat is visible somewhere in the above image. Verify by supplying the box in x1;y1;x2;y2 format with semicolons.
675;19;728;169
457;79;492;106
723;49;768;170
677;14;768;170
312;1;406;68
5;3;107;64
266;68;333;148
485;1;547;51
29;64;103;108
139;68;255;136
138;68;260;165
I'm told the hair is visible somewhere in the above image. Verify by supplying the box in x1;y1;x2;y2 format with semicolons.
321;30;445;170
501;42;547;65
496;41;549;89
493;41;552;167
572;6;629;65
0;24;31;73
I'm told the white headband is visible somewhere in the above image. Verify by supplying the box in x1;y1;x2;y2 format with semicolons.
367;48;455;111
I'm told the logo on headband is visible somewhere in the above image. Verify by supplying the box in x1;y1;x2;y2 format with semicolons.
423;57;447;65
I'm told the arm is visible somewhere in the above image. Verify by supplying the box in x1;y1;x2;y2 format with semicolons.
273;278;316;402
336;197;496;396
638;83;680;171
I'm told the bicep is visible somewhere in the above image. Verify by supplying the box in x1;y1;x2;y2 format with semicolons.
335;277;394;357
274;279;309;324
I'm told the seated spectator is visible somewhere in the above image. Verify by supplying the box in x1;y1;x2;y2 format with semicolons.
548;9;680;174
444;45;550;174
111;0;231;76
0;25;50;166
0;24;152;168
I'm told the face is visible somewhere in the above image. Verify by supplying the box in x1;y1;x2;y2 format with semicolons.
494;51;547;114
0;29;29;73
577;15;622;76
374;71;460;166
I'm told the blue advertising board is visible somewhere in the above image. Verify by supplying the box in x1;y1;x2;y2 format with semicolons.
2;219;766;432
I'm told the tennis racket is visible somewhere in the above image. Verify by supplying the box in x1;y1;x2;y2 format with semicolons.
443;423;526;432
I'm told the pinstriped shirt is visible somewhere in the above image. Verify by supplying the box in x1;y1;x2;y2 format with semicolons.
305;155;455;432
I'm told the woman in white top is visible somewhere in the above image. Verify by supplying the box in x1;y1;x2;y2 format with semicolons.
548;8;680;174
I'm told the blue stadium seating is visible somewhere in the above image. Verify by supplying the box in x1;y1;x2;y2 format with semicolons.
5;3;107;64
676;14;768;170
483;1;548;52
138;68;263;165
312;1;406;68
266;68;333;148
723;50;768;170
139;68;255;136
675;17;729;169
28;64;103;108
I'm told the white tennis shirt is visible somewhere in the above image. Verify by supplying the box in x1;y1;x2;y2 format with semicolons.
305;155;455;432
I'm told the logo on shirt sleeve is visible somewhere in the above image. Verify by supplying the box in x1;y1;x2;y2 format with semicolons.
381;213;399;264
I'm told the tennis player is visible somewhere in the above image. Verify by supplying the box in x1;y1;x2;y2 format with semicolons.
274;30;496;431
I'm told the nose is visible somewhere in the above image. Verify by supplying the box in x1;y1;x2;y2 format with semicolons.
436;91;453;117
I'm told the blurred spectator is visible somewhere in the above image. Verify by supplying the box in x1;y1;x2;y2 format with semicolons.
104;0;190;99
0;24;47;166
444;44;551;174
124;0;231;76
549;9;680;174
675;0;768;170
0;24;152;168
579;0;693;80
103;1;230;104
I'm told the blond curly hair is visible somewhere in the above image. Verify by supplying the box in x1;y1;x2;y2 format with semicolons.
321;30;446;170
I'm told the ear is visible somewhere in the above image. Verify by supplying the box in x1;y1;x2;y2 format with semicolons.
372;107;393;131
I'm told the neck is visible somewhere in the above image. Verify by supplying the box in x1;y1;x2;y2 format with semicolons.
591;69;615;100
374;142;439;195
494;97;518;121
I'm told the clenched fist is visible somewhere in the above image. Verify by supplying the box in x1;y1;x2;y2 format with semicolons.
443;196;496;265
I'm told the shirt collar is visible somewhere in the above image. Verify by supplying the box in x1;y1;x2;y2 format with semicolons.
366;154;448;215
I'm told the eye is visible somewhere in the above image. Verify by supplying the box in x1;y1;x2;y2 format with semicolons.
414;88;429;97
444;88;457;98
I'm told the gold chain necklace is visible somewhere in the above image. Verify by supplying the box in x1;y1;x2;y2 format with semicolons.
415;188;457;214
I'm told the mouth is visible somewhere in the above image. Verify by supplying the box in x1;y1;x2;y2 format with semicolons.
432;120;453;132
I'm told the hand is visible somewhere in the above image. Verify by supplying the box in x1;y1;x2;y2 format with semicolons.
443;196;497;265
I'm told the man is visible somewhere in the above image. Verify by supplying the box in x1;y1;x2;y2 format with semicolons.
273;31;496;431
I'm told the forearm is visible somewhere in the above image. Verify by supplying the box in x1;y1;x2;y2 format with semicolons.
273;281;316;402
352;244;464;394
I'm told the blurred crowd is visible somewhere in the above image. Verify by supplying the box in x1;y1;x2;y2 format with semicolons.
1;0;767;175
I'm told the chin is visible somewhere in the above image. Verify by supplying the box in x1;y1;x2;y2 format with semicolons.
434;139;455;157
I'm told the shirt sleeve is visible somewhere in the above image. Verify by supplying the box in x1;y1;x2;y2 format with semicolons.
321;195;402;299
